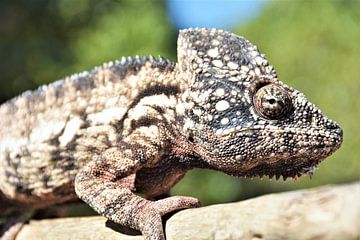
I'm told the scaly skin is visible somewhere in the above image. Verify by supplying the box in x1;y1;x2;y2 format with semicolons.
0;28;343;240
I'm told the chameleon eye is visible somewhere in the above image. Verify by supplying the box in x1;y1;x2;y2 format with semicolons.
253;84;292;120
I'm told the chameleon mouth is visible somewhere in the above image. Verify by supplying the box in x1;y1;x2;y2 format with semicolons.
234;144;338;180
202;124;342;180
228;155;323;180
220;128;342;180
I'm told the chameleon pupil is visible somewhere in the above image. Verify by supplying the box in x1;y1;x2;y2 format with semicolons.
267;98;276;104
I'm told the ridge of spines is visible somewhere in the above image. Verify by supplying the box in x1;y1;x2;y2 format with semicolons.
104;54;175;70
2;55;176;107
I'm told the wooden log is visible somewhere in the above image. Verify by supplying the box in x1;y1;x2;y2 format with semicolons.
15;182;360;240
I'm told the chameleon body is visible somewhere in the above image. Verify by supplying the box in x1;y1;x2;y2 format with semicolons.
0;29;343;239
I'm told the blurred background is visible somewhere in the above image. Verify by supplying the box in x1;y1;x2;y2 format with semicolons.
0;0;359;206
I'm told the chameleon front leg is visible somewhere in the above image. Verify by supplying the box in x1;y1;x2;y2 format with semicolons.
75;144;199;240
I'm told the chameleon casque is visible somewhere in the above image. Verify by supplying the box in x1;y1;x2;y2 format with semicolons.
0;28;343;239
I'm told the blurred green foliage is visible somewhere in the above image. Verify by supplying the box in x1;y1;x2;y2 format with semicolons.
0;0;358;206
0;0;174;103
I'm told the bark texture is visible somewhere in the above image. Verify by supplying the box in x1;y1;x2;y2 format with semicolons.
15;182;360;240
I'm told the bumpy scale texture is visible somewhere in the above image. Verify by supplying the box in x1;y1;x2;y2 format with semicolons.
0;28;343;240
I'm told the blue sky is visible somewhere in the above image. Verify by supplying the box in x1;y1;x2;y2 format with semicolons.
167;0;267;30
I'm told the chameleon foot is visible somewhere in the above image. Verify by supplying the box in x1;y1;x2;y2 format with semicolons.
138;196;200;240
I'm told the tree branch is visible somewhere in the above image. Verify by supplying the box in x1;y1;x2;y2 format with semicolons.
15;182;360;240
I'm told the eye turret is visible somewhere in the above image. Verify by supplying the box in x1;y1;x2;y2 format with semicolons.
253;84;293;120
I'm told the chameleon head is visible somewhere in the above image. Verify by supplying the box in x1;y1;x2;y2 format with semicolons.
177;28;343;179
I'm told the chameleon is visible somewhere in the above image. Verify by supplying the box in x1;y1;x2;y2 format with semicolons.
0;28;343;240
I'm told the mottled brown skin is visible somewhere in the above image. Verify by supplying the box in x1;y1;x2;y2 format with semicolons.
0;29;343;240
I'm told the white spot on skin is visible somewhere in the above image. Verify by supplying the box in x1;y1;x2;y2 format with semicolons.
211;39;220;46
215;129;223;135
250;50;259;57
193;108;203;116
221;117;229;125
223;128;235;135
176;103;185;115
184;118;195;131
207;48;219;58
59;117;82;147
215;88;225;97
227;61;239;70
30;120;66;143
255;56;265;65
212;60;223;68
215;100;230;111
241;65;249;73
88;107;126;125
